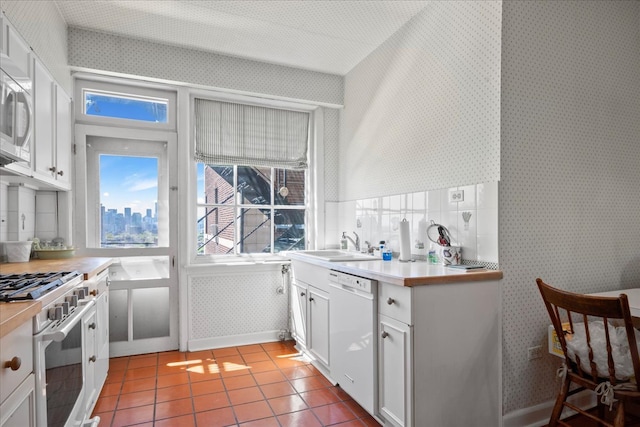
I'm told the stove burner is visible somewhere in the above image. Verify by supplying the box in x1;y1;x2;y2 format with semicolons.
0;271;81;301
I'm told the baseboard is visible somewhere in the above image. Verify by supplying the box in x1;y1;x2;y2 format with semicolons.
503;389;596;427
188;330;290;351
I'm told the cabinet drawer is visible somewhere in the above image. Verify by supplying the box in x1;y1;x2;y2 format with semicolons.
0;321;33;404
379;283;412;325
291;260;330;292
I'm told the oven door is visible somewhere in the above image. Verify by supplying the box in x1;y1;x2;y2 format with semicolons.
33;300;95;427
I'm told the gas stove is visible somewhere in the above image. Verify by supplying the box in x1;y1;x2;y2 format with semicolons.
0;271;82;302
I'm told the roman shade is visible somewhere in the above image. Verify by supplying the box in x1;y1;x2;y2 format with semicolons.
194;98;310;169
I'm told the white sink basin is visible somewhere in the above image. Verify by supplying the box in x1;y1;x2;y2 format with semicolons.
294;250;377;262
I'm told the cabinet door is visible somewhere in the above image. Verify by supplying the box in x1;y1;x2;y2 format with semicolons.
307;286;330;367
33;59;54;179
54;86;71;187
0;374;35;427
290;281;308;348
378;314;412;427
1;17;31;79
95;291;109;393
83;308;98;418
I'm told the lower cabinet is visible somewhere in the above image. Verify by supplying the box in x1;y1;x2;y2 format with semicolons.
290;260;331;374
307;285;330;367
378;315;412;427
377;279;501;427
290;281;308;348
83;269;110;418
0;374;36;427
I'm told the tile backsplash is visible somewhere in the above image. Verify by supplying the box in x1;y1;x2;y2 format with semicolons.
331;181;499;265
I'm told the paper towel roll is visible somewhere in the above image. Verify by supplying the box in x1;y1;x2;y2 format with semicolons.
399;218;411;261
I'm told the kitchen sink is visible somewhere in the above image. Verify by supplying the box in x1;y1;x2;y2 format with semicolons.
294;250;378;262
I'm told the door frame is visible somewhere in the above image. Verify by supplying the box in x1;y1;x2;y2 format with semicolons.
74;124;179;356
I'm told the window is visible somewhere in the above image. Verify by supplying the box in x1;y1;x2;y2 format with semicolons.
193;97;311;256
196;165;305;255
85;90;168;123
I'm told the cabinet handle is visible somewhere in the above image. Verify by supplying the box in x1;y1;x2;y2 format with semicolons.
90;289;98;296
57;170;64;176
309;297;315;302
88;322;96;330
49;166;57;173
381;331;389;339
4;356;21;371
300;292;306;297
89;355;97;363
387;298;395;305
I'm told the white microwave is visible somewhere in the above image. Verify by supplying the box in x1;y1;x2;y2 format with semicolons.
0;67;32;165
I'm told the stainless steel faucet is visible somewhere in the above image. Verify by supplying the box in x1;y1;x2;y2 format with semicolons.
344;231;360;252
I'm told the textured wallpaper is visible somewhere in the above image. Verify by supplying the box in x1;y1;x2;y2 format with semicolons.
68;27;344;107
1;1;70;93
339;1;502;201
500;1;640;417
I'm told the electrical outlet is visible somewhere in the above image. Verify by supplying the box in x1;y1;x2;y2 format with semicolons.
449;189;464;203
528;345;543;360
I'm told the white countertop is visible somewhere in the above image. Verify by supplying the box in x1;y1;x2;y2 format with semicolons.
287;252;502;287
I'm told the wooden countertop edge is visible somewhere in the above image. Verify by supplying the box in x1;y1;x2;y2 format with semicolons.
404;269;503;286
0;301;41;339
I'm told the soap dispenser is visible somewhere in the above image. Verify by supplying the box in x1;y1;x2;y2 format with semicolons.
340;232;348;250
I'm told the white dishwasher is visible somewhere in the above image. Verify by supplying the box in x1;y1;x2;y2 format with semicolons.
329;270;377;415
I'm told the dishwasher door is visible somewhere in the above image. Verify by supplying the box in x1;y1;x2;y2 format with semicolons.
329;277;377;414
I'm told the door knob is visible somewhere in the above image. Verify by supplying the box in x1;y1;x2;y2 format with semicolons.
381;331;389;339
300;292;306;297
4;357;21;371
309;297;314;302
89;355;97;363
387;298;395;305
88;322;96;329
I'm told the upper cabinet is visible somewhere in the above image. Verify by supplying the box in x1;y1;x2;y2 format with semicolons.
1;15;72;191
0;15;32;79
32;59;71;190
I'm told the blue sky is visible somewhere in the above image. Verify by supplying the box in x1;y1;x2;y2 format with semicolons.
100;155;158;214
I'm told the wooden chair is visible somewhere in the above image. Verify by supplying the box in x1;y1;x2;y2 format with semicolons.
537;278;640;427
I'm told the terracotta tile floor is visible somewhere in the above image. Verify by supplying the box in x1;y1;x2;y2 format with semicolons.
93;340;381;426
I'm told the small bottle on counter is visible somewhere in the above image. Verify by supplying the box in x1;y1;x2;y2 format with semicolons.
340;232;348;250
382;243;392;261
428;243;438;264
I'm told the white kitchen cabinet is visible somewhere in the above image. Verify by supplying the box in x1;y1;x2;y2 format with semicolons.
378;314;412;427
290;281;308;348
0;15;31;79
0;374;36;427
32;58;71;190
82;269;110;418
377;280;501;427
307;286;330;367
33;59;54;180
290;260;331;374
0;321;36;427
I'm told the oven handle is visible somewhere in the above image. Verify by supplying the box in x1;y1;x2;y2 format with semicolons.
39;300;95;342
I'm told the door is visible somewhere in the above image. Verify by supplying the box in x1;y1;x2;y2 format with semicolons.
308;286;330;367
75;124;178;356
379;314;412;427
290;281;308;348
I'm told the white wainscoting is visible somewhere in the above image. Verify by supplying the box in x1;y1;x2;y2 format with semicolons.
185;263;290;351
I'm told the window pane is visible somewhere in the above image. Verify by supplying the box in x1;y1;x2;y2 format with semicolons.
198;206;235;255
239;208;272;253
100;155;159;248
237;166;271;205
274;169;305;206
273;209;305;252
199;165;234;205
85;91;168;123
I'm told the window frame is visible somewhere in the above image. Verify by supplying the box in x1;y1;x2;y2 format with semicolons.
75;77;177;131
188;90;323;264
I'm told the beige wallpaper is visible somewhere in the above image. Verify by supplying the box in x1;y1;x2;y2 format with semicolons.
500;0;640;417
339;1;502;201
1;1;70;93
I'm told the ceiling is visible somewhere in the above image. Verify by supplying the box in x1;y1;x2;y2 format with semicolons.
54;0;430;76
